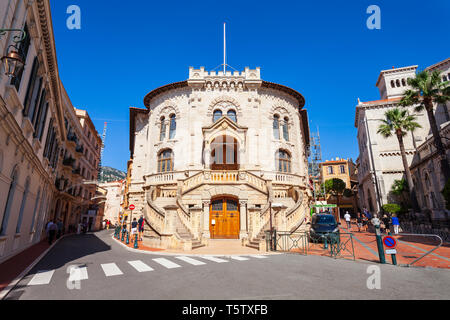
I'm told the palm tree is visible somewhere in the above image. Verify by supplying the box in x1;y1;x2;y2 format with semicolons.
400;70;450;181
378;108;421;212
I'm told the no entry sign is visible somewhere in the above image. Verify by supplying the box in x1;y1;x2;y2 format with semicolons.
129;204;135;210
383;236;397;249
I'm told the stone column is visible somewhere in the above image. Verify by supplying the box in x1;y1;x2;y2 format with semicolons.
163;205;178;234
202;200;211;238
239;200;248;239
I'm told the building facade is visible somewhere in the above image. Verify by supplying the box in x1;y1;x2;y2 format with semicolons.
409;58;450;222
100;180;124;225
0;0;101;263
319;158;358;216
355;60;450;219
129;67;311;250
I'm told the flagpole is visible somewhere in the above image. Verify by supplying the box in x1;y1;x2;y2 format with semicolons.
223;22;226;73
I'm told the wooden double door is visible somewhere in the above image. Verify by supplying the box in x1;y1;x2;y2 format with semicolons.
210;197;240;239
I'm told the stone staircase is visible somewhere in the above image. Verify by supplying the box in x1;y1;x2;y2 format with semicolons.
174;215;205;250
246;220;270;250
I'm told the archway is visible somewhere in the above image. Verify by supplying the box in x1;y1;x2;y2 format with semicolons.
209;196;240;239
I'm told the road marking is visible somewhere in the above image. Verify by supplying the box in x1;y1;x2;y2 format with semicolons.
128;260;154;272
28;270;55;286
248;255;268;259
230;256;249;261
175;256;206;266
101;263;123;276
200;256;229;263
68;266;88;281
153;258;181;269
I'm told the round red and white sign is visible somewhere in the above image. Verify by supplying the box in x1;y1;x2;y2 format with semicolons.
129;204;135;210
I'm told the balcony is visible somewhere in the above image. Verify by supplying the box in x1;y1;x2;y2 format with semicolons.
75;145;84;154
62;157;75;169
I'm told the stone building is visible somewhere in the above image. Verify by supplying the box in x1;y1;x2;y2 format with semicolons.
100;180;124;225
0;0;101;263
129;66;311;250
355;59;450;217
409;58;450;222
319;158;358;216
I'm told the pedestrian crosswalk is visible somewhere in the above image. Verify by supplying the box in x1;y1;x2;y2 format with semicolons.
25;254;271;287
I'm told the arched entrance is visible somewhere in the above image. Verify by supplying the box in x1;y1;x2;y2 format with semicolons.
209;197;240;239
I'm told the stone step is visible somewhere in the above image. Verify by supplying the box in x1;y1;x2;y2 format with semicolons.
245;243;259;250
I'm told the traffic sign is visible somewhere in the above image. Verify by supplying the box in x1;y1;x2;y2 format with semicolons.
383;236;397;249
129;204;135;210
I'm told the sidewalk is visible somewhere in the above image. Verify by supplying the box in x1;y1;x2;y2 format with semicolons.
341;224;450;269
0;239;51;294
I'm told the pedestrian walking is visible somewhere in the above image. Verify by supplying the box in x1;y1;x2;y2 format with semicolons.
102;220;106;230
391;214;400;234
356;212;363;232
106;220;110;230
138;215;144;241
382;214;391;234
131;218;138;241
344;211;351;230
46;220;57;245
56;219;63;239
77;222;82;234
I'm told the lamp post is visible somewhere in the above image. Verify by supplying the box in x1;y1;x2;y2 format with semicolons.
0;29;27;78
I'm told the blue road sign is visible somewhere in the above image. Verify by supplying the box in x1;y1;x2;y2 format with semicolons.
383;236;397;248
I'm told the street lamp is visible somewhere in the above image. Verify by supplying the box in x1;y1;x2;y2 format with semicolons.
0;29;27;78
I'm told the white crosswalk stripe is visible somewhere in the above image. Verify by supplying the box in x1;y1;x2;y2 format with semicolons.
68;265;88;281
101;263;123;276
200;256;229;263
24;255;270;287
229;256;249;261
128;260;154;272
175;256;206;266
28;270;55;286
153;258;181;269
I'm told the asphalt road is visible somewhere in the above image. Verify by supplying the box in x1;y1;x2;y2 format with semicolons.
4;230;450;300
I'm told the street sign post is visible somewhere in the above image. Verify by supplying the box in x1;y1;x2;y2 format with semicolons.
383;235;398;265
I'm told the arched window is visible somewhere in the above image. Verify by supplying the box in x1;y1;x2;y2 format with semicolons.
273;115;280;139
282;117;289;141
158;149;173;172
390;80;395;88
402;78;406;86
227;110;237;122
277;150;291;173
211;136;238;170
169;114;176;139
16;177;30;233
1;167;19;235
396;79;400;87
159;117;166;141
213;110;222;122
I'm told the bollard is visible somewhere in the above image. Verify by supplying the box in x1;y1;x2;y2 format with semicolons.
126;231;130;244
121;229;125;242
134;233;139;249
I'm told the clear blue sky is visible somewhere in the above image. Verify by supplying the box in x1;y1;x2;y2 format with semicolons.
49;0;450;172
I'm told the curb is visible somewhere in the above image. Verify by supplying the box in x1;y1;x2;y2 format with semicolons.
0;233;71;300
111;234;281;257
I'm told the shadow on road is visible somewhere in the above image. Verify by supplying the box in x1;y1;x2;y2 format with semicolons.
28;232;111;272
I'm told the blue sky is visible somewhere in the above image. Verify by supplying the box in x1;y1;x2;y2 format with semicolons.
49;0;450;172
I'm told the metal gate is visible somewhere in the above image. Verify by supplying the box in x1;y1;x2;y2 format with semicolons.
265;230;355;260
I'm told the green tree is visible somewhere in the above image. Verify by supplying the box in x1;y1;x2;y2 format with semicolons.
382;203;402;215
377;108;421;212
324;178;346;214
400;70;450;180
